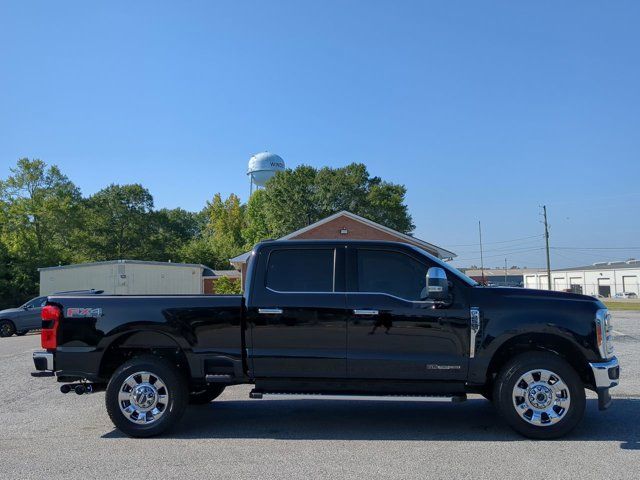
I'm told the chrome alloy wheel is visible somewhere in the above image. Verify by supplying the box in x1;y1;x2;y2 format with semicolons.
118;371;169;425
512;369;571;426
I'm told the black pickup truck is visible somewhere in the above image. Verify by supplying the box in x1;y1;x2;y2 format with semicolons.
32;240;619;439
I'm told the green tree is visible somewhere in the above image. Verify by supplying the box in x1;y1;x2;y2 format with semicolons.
260;165;318;238
205;193;245;268
150;208;202;262
79;184;155;260
314;163;370;217
0;158;414;307
247;163;414;243
364;180;414;234
213;276;242;294
0;158;83;303
242;189;271;248
180;193;246;269
179;236;219;269
0;241;16;309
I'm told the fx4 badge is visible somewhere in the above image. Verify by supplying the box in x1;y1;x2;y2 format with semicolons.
66;307;103;318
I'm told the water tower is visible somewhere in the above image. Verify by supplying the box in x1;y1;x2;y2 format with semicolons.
247;152;285;195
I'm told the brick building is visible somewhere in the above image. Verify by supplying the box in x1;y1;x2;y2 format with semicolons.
229;210;456;288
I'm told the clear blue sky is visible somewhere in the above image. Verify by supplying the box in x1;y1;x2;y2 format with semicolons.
1;1;639;269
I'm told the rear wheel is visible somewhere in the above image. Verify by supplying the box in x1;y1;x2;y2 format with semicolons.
493;352;585;439
105;356;188;438
189;385;226;405
0;320;16;337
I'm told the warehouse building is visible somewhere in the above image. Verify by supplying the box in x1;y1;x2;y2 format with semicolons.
523;259;640;297
463;268;545;287
230;210;457;288
38;260;238;296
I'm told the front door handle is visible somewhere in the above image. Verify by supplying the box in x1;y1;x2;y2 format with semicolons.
353;309;379;316
258;308;283;315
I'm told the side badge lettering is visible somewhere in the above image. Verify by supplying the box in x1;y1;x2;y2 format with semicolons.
66;307;103;318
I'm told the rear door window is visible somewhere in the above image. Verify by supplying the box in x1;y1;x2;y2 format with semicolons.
266;249;335;292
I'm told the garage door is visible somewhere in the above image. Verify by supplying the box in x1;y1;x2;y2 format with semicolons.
553;277;567;291
598;278;611;298
569;277;583;294
622;276;639;295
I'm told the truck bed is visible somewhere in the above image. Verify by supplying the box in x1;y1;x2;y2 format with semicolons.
49;294;245;382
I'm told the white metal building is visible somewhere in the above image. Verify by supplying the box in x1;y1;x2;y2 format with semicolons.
38;260;216;296
523;260;640;297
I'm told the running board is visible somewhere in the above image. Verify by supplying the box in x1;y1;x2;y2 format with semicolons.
249;390;466;402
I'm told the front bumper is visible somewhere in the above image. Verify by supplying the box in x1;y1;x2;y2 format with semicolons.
31;351;55;377
589;356;620;410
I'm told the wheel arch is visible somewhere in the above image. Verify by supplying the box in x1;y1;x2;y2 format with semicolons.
98;330;193;382
485;332;594;388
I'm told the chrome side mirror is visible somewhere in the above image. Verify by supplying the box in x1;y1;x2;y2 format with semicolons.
426;267;449;302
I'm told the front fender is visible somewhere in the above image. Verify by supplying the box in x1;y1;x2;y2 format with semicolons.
467;289;601;384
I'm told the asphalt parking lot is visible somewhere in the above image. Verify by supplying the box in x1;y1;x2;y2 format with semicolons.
1;312;639;480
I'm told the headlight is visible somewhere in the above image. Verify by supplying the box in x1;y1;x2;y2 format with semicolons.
595;308;613;359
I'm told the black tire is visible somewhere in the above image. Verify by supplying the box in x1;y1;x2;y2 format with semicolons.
0;320;16;337
493;351;585;439
16;330;29;336
105;355;188;438
189;385;226;405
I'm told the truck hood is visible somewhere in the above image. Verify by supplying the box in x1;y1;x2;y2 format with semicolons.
475;286;605;307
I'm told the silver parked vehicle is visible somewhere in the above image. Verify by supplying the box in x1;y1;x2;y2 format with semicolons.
0;296;47;337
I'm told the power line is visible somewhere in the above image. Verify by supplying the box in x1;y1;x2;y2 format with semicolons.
446;234;543;247
454;238;544;254
551;249;592;265
454;247;545;263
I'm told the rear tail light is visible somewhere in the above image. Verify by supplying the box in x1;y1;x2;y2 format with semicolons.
41;305;61;350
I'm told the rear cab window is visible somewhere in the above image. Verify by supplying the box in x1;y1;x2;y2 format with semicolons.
266;248;335;292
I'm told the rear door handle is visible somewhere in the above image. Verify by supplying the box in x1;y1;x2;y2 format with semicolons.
258;308;283;315
353;309;379;316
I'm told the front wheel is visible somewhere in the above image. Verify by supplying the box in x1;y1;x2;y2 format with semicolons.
105;356;188;438
493;351;585;439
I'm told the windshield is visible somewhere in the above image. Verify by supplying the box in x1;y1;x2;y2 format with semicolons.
22;296;45;308
407;245;478;286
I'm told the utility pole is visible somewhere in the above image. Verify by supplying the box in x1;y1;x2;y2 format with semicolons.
504;257;508;286
478;221;485;285
542;205;552;290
